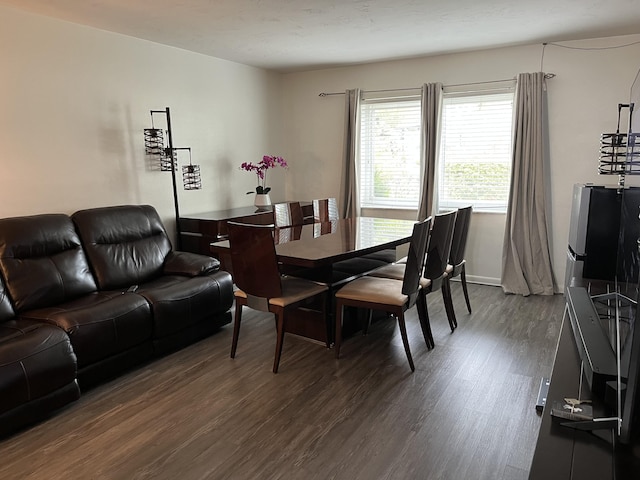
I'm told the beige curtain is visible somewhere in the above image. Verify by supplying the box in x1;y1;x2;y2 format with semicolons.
341;88;361;219
417;83;443;220
501;72;555;296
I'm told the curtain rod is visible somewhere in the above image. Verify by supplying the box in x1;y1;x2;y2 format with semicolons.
318;73;556;97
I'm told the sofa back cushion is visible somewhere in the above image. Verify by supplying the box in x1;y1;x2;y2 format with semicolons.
72;205;172;290
0;214;97;312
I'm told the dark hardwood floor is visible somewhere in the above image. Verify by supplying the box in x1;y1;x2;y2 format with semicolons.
0;283;565;480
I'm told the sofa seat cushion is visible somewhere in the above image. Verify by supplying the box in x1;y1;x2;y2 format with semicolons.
20;292;152;369
0;319;79;416
134;272;234;339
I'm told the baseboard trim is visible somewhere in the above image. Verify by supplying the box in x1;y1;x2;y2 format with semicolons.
451;275;501;287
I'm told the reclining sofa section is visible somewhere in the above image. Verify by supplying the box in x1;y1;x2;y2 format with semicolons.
0;273;80;437
71;205;234;356
0;205;234;437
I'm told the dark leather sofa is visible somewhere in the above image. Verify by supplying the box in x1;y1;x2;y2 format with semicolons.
0;275;80;437
0;205;234;437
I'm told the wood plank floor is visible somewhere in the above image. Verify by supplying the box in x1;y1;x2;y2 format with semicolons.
0;283;565;480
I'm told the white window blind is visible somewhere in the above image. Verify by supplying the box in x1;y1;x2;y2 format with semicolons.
438;91;514;213
355;217;416;250
359;97;421;209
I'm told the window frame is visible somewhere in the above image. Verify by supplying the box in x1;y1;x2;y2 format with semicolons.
436;86;515;214
358;93;422;210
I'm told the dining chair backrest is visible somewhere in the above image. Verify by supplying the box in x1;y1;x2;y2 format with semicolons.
424;210;457;281
449;205;472;266
313;220;337;237
227;222;282;299
273;202;304;227
401;217;432;297
312;198;339;223
273;224;303;244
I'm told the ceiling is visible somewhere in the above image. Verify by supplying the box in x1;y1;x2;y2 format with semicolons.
2;0;640;72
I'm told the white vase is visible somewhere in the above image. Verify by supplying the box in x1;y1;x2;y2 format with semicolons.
254;193;272;209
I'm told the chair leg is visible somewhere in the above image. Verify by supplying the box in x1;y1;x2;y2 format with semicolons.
416;292;434;349
461;265;472;314
396;312;415;372
335;302;344;359
441;277;457;331
230;301;243;358
273;312;286;373
323;293;331;349
362;309;373;335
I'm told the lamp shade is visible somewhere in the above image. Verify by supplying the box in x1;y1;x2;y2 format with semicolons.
144;128;164;156
598;104;640;179
182;164;202;190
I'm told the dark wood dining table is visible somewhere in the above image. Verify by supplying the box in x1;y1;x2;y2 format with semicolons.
210;216;417;343
211;216;415;277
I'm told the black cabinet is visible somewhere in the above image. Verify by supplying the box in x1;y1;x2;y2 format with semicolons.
528;316;640;479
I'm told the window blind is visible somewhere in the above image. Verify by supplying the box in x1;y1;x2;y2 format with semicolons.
359;97;422;209
438;91;514;212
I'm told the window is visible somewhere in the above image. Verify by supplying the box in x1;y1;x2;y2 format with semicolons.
356;217;418;249
359;96;421;209
437;90;514;213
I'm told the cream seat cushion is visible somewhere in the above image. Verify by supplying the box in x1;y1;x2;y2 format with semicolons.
368;264;432;289
234;276;327;308
335;276;408;306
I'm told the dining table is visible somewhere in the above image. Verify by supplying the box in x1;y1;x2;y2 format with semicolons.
210;216;417;343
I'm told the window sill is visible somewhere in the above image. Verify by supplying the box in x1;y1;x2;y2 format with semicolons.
361;206;418;220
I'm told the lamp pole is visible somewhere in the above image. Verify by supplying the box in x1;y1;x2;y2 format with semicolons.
151;107;182;250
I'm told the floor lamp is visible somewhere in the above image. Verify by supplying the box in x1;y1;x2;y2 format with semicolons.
598;103;638;187
144;107;202;250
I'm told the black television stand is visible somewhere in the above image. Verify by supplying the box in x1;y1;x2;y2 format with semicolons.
528;313;640;479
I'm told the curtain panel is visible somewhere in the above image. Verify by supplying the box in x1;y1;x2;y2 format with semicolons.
341;88;361;219
501;72;555;296
417;83;443;220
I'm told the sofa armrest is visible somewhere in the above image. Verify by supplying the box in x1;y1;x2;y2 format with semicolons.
163;251;220;277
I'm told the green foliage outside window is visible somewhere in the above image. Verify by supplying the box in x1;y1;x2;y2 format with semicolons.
441;162;510;201
373;168;392;198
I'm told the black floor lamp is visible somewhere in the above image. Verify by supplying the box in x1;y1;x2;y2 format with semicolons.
599;103;638;187
144;107;202;250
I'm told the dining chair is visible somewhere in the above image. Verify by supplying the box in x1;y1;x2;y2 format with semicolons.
227;221;328;373
274;224;303;244
368;210;457;346
333;217;432;372
421;210;457;337
273;201;304;227
442;205;473;329
312;198;339;223
313;197;393;265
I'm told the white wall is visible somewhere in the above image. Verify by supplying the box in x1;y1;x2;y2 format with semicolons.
0;5;287;239
281;37;640;289
2;4;640;291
